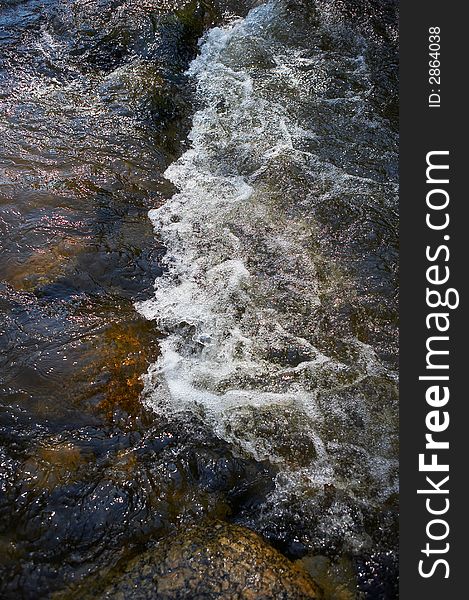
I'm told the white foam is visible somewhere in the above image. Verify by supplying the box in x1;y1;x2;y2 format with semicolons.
137;0;398;550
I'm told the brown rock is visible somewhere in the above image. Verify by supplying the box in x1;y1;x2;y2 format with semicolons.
96;520;322;599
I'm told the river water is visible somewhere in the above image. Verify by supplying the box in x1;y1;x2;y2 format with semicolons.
0;1;398;597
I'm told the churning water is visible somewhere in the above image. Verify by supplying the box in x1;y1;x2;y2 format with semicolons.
138;0;398;570
1;0;398;597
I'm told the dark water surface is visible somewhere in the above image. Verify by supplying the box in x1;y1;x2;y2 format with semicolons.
1;1;398;598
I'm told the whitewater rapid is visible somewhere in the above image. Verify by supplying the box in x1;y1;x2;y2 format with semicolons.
137;0;398;555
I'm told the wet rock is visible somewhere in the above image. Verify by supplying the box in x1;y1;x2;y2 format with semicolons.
300;555;358;600
93;520;322;599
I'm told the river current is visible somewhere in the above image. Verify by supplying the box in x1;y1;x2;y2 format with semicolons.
0;1;398;597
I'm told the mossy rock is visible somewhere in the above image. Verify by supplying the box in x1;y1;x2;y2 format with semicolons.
90;520;323;599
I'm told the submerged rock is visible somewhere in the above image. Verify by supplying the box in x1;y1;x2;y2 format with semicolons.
92;520;322;599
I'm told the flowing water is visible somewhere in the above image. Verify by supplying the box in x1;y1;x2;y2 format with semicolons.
0;0;398;597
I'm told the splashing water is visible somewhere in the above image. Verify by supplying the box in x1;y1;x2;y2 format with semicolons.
137;0;398;561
